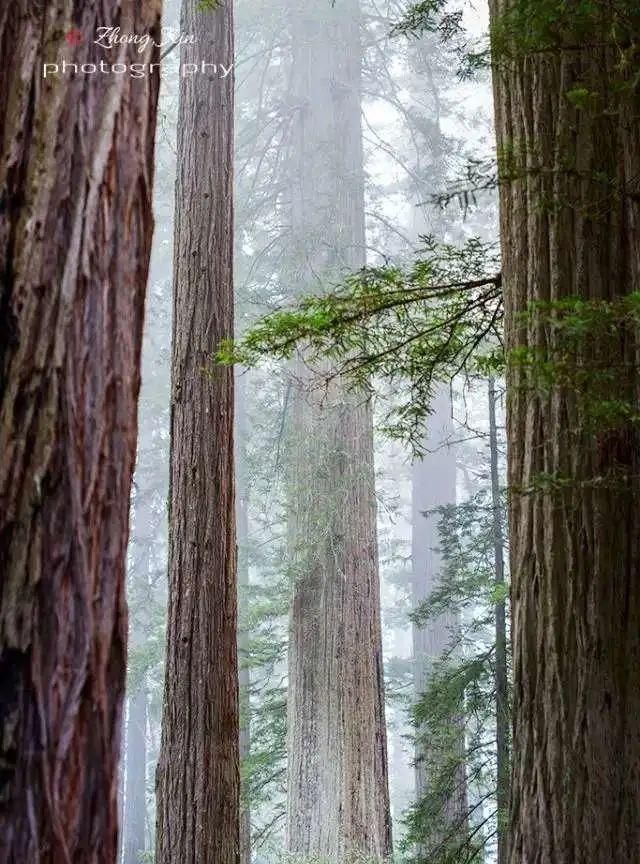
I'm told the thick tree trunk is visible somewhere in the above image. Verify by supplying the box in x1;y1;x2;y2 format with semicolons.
411;389;467;825
285;2;392;860
489;5;640;861
122;688;147;864
487;378;508;864
287;386;391;861
0;4;160;863
154;2;239;863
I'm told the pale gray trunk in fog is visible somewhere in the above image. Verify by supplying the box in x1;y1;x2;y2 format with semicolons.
122;688;147;864
285;1;392;859
411;388;466;817
236;372;252;864
488;378;509;864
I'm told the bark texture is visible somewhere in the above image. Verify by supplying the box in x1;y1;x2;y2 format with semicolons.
489;4;640;861
154;1;239;863
285;1;392;859
0;3;160;862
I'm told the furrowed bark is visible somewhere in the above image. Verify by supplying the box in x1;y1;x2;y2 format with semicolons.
285;1;392;859
154;1;239;862
488;3;640;861
0;3;160;862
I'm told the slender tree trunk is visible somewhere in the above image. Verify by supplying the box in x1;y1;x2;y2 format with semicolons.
118;753;126;864
411;388;467;824
285;1;392;859
123;688;147;864
489;4;640;861
155;2;239;862
238;546;251;864
236;372;251;864
487;378;508;864
0;4;160;862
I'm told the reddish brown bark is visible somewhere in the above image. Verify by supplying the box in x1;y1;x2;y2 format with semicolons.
489;3;640;861
0;3;160;863
154;1;239;863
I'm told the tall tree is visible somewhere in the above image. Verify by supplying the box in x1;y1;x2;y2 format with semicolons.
487;378;508;864
284;1;392;859
236;372;252;864
411;389;468;848
488;2;640;861
0;4;160;862
154;0;239;862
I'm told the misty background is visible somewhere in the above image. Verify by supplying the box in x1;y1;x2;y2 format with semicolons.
122;1;504;861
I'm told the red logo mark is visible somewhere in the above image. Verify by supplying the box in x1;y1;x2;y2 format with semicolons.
65;29;83;46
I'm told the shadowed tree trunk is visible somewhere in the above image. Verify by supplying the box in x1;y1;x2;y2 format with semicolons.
0;3;160;862
284;1;392;860
154;0;239;862
122;687;147;864
489;2;640;861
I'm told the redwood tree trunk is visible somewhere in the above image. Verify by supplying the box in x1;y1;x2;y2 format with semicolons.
0;4;160;863
285;1;392;859
154;1;239;862
489;4;640;861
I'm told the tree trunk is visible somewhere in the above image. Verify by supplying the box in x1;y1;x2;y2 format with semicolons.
411;388;467;826
236;372;251;864
0;4;160;863
154;1;239;863
122;688;147;864
285;1;392;859
489;4;640;861
487;378;508;864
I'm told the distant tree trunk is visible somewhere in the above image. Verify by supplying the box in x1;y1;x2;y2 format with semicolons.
123;688;147;864
154;1;239;863
287;387;391;860
0;4;160;863
285;1;392;859
236;372;251;864
238;543;251;864
487;378;508;864
118;755;126;863
489;4;640;861
411;388;467;823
